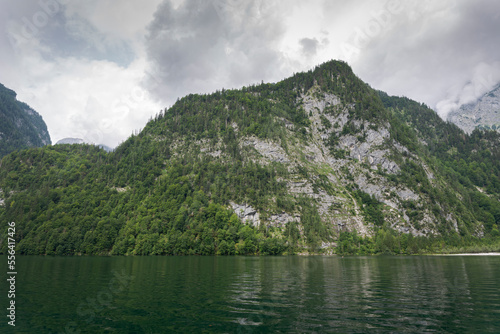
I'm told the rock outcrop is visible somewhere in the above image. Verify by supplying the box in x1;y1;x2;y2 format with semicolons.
448;84;500;133
230;202;261;227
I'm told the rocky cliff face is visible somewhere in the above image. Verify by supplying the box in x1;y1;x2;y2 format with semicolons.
167;83;468;239
448;84;500;133
0;83;51;157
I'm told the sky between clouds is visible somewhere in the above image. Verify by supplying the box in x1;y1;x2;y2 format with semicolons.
1;0;499;147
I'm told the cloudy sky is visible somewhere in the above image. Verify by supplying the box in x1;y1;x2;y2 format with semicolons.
1;0;499;147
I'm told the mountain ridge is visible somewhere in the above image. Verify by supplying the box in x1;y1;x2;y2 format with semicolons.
1;60;499;256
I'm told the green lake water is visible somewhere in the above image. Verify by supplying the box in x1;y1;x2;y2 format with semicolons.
1;255;500;333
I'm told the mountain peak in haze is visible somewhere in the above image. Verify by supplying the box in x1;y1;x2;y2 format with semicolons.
56;138;85;145
448;84;500;133
56;137;113;152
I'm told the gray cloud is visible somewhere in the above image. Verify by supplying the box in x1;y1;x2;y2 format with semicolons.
345;0;500;117
2;0;135;66
145;0;290;103
299;37;319;56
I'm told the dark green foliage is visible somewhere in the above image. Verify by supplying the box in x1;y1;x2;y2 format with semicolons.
354;190;384;226
298;198;331;250
320;115;332;129
0;136;291;255
336;227;500;255
285;221;301;254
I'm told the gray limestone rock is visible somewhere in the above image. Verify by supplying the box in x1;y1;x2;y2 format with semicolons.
448;84;500;133
243;137;289;163
230;202;261;227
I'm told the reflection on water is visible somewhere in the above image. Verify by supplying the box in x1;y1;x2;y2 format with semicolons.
2;255;500;333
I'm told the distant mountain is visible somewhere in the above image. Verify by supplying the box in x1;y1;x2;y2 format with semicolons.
0;83;51;157
56;138;85;145
448;84;500;133
56;137;113;152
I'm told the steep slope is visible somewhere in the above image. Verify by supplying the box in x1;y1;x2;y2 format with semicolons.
379;92;500;234
1;60;499;256
448;84;500;133
0;83;51;157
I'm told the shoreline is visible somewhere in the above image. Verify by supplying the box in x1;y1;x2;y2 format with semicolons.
429;252;500;256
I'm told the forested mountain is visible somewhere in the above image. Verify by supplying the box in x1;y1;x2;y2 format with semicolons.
0;83;51;157
448;84;500;133
1;60;499;256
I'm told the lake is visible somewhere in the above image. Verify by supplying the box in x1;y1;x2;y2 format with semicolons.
1;255;500;333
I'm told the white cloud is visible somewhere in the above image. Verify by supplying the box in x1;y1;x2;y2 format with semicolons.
0;0;162;148
436;62;500;117
16;56;162;147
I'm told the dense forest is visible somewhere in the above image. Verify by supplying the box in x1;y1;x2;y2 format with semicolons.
1;60;499;256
